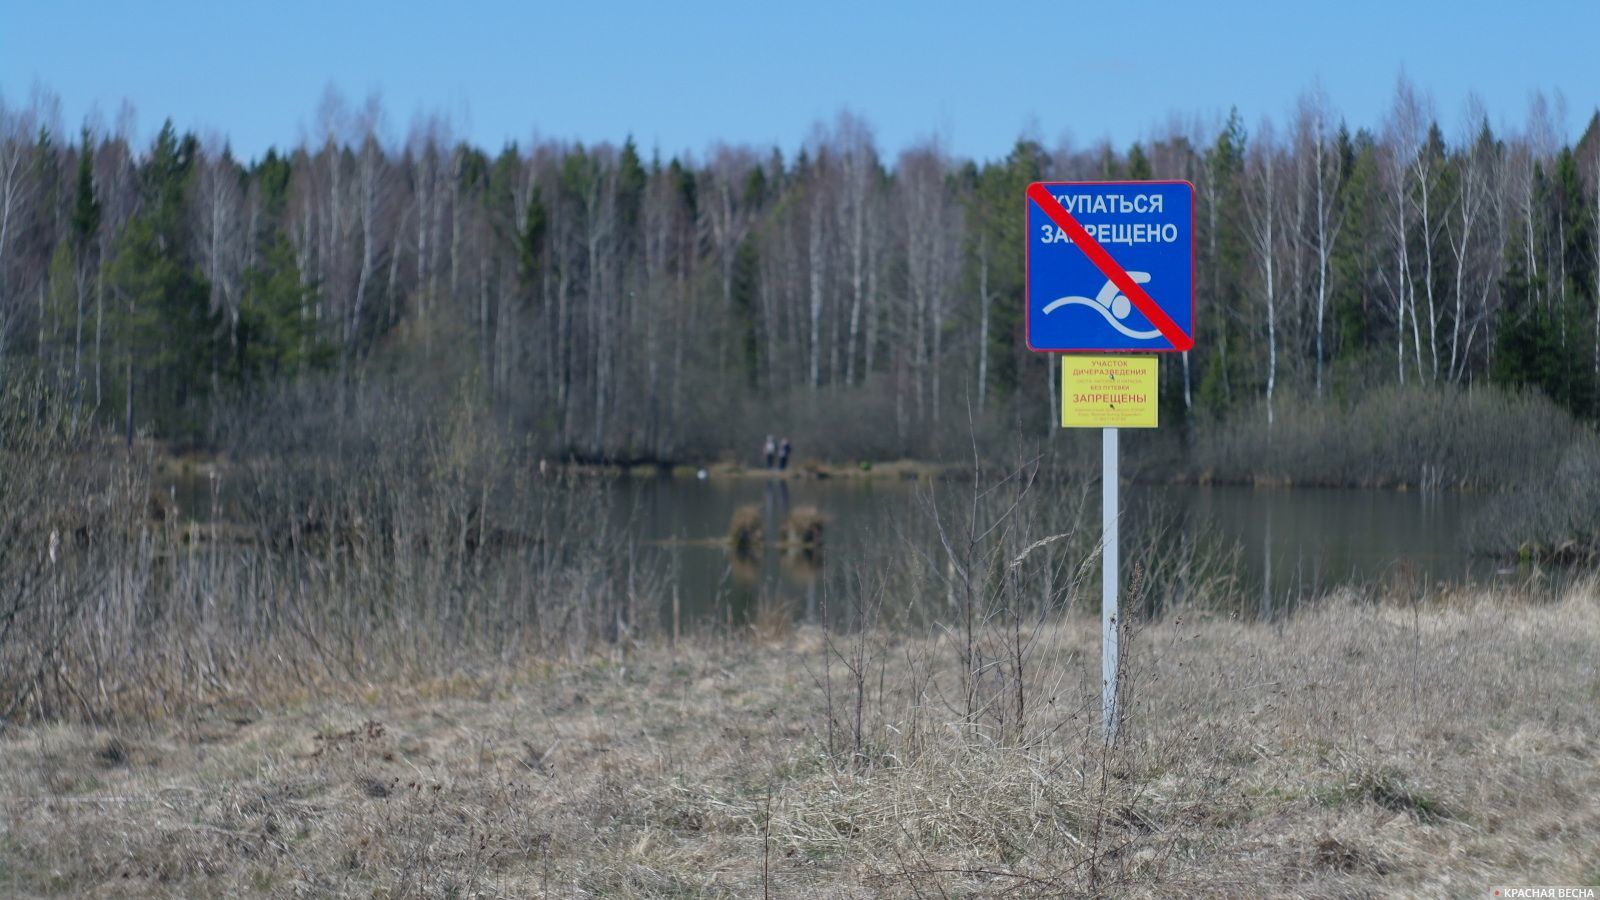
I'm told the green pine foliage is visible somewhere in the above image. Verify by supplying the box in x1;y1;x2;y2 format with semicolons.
1196;109;1249;417
1330;129;1379;363
1492;148;1599;417
232;233;331;381
107;122;221;439
966;139;1047;403
69;129;100;255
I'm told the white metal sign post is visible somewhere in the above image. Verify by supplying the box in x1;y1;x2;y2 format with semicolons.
1025;181;1195;743
1101;426;1120;743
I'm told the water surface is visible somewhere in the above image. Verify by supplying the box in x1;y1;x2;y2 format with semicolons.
614;476;1512;627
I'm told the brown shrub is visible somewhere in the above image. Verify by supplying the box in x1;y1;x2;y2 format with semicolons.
780;506;827;548
728;504;764;558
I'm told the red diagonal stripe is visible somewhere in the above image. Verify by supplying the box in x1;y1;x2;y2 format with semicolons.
1027;183;1193;351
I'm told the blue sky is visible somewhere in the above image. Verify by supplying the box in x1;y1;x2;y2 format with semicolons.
1;0;1595;163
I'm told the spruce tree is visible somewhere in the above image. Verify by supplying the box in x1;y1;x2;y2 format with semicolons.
108;120;219;441
234;232;327;381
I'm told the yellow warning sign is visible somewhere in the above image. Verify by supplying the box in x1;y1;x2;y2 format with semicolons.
1061;355;1158;428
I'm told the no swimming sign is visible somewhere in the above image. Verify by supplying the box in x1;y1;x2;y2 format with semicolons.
1025;181;1194;353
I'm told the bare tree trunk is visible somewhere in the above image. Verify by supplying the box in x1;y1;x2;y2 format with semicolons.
94;253;103;409
845;244;862;386
479;254;490;399
387;205;407;334
326;146;342;340
1391;193;1411;386
1396;273;1406;386
1246;129;1281;426
556;265;571;446
977;237;990;414
349;143;379;360
808;194;824;390
1417;168;1440;380
586;173;615;457
124;292;134;448
1267;274;1277;425
450;152;463;308
1407;259;1425;381
864;222;881;380
416;150;433;324
1303;101;1341;397
1447;132;1487;384
72;265;86;411
0;139;19;361
37;280;46;365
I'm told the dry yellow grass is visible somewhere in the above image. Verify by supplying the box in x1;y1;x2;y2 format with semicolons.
2;584;1598;897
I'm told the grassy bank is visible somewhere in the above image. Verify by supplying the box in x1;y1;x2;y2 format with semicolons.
4;586;1597;897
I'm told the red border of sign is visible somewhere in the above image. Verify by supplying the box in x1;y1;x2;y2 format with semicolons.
1025;180;1196;354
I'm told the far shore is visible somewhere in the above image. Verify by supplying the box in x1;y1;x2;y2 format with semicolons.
552;457;1507;494
149;444;1519;494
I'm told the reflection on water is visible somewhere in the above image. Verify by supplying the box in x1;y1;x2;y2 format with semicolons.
161;465;1526;629
619;477;1510;626
1147;484;1500;614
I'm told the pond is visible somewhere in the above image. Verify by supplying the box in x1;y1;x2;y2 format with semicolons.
614;474;1522;628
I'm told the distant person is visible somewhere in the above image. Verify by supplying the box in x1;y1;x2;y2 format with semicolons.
778;437;792;471
764;435;776;470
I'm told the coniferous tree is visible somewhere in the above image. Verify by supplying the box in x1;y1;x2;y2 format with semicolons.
1330;129;1380;377
67;128;100;410
108;121;219;442
968;139;1045;406
1197;110;1247;416
233;231;328;381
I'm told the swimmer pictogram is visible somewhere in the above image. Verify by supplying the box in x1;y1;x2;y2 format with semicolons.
1041;273;1161;341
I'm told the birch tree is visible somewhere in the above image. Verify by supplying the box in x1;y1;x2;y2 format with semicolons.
0;96;39;378
1380;81;1426;383
1293;88;1343;395
829;113;878;387
1245;119;1285;425
1445;98;1497;382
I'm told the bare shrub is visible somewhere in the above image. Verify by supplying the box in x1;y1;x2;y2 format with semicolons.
1192;382;1591;490
0;377;661;725
1467;436;1600;559
727;504;763;557
778;506;827;548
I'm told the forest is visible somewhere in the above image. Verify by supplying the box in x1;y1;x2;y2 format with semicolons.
0;78;1597;461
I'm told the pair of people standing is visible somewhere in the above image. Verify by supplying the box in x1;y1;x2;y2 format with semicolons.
763;435;792;471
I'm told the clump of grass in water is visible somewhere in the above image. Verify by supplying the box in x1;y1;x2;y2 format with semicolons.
780;506;827;549
728;505;764;558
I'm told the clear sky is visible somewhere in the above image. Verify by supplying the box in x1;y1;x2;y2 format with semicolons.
2;0;1596;164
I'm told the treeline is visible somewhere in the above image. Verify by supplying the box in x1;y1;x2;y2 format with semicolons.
0;80;1597;459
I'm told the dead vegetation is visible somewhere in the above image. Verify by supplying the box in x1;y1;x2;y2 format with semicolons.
727;504;764;557
779;505;827;549
3;585;1598;897
0;379;657;724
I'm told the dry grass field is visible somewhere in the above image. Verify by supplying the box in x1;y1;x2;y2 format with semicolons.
3;583;1598;898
